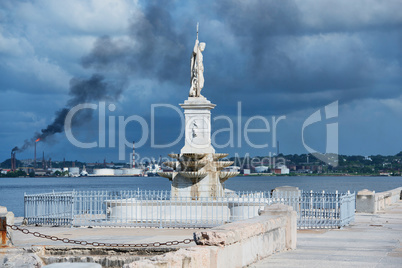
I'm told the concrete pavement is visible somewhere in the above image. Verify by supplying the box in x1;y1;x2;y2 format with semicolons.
7;202;402;267
252;201;402;268
11;219;197;248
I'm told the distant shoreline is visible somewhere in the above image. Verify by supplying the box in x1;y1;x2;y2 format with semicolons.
237;174;401;177
1;174;400;179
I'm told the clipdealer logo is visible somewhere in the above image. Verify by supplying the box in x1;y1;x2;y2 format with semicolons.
302;101;339;167
63;100;339;166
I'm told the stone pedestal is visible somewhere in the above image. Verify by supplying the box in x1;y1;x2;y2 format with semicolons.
159;96;238;199
180;96;215;154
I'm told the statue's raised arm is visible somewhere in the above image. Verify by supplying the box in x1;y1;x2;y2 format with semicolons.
189;24;206;97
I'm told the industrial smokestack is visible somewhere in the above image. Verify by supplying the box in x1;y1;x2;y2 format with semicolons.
11;146;18;171
42;151;45;169
10;151;13;171
10;150;15;171
34;139;40;169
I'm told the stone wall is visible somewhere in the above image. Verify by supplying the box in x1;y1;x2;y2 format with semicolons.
356;187;402;213
124;204;297;268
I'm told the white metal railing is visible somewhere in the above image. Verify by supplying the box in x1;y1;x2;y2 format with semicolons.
24;189;355;229
24;191;74;226
270;190;355;228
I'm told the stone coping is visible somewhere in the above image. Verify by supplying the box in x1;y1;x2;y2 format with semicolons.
194;204;295;247
194;214;287;246
357;187;402;213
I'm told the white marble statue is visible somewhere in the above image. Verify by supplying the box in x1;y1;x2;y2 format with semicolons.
189;24;206;97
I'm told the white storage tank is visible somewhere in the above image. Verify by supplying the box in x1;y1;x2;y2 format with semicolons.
93;168;115;176
121;168;142;176
114;169;123;176
68;167;79;176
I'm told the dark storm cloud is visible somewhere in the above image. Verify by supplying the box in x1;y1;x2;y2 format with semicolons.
3;0;402;160
196;0;402;116
207;0;303;86
11;0;402;121
44;0;402;120
82;1;189;84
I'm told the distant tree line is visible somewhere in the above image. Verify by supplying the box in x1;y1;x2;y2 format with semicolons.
229;151;402;176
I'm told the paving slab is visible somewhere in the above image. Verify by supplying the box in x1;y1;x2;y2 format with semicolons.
252;201;402;268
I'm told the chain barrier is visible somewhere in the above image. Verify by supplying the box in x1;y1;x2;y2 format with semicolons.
6;224;193;247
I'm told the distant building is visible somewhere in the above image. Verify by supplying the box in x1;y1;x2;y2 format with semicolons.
379;172;391;176
121;168;142;176
288;165;297;171
68;167;80;177
274;165;290;175
254;166;269;173
34;169;48;176
222;166;241;172
296;169;311;174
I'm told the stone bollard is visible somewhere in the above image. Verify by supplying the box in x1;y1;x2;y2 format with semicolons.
272;186;301;196
356;189;375;213
0;206;14;247
260;203;297;250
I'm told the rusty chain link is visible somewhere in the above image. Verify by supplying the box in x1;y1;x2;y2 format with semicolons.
6;223;193;247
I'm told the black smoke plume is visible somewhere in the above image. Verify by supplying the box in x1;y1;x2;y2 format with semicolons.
16;74;124;152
